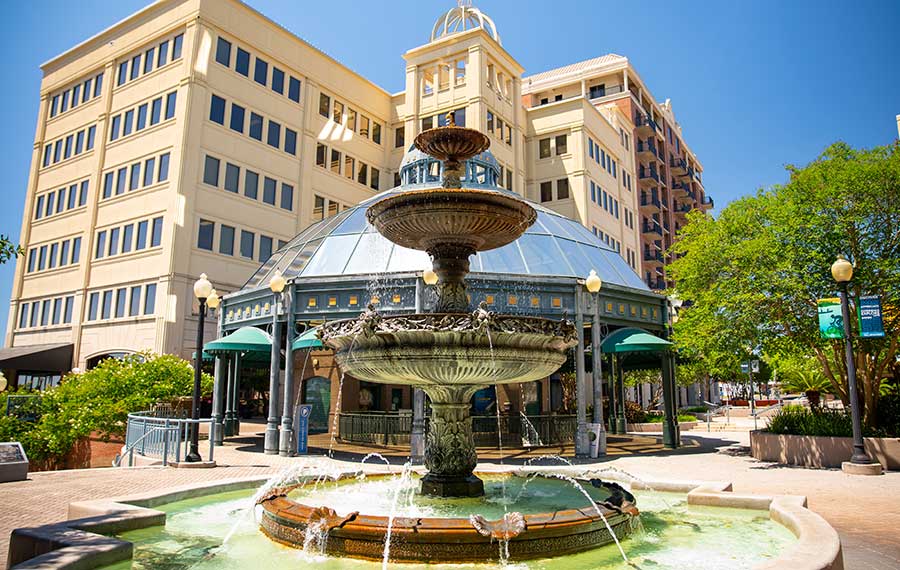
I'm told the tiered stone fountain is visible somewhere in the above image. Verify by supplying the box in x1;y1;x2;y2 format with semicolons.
258;117;639;562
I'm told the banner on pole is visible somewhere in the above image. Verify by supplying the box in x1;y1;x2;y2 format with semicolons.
817;298;843;339
858;296;885;338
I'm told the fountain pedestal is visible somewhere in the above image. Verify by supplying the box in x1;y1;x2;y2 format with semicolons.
421;387;483;497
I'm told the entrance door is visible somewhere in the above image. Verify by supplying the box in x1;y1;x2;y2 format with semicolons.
303;376;331;434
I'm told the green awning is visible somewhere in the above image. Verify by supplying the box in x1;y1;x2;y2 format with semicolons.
191;350;215;362
292;327;323;351
600;327;672;354
204;326;272;355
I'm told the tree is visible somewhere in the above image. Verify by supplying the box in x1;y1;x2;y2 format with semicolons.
669;142;900;427
0;234;23;264
771;352;832;408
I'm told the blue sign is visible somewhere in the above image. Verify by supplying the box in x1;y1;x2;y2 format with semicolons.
295;404;312;454
858;296;885;338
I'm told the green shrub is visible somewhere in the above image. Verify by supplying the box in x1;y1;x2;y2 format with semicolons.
766;405;859;437
0;352;212;463
644;413;697;423
681;405;709;414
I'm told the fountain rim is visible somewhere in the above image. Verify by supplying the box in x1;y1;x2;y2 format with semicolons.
257;471;637;563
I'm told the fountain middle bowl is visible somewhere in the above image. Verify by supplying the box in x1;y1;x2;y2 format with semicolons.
319;312;576;388
257;472;639;563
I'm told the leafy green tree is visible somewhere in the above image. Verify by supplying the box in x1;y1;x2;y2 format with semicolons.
669;142;900;426
0;352;212;463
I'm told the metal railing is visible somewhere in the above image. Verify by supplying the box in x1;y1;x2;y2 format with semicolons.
641;193;661;208
117;411;215;467
336;412;577;448
338;412;414;445
636;140;659;158
639;167;660;183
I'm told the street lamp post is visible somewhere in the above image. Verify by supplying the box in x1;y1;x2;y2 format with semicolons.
831;255;880;473
585;270;606;457
265;270;287;455
188;274;214;462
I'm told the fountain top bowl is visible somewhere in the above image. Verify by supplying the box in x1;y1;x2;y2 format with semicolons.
414;124;490;164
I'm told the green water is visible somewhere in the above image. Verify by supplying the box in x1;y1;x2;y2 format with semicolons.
103;474;796;570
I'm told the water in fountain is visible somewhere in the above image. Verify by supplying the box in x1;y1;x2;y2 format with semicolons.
359;452;394;472
538;472;631;565
380;461;413;569
519;412;544;447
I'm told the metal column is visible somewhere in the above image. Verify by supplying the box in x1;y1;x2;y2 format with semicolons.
280;288;296;456
574;289;589;457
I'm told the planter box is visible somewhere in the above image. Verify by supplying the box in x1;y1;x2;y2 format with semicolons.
628;421;696;433
750;430;900;469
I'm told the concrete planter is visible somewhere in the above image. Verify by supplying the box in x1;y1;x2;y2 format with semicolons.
750;430;900;470
628;421;697;433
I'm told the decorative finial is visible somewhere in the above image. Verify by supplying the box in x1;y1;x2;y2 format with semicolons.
457;0;473;7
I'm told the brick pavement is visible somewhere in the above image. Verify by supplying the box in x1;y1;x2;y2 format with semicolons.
3;425;899;569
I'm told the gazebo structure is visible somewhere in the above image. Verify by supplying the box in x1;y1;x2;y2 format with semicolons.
212;145;681;457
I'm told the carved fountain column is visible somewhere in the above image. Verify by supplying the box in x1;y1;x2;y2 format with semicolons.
420;386;483;497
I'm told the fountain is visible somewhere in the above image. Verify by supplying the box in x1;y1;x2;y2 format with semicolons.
256;117;640;563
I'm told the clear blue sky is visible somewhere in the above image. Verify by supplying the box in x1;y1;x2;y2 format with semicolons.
0;0;897;337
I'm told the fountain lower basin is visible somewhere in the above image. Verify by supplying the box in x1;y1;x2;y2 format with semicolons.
257;473;638;563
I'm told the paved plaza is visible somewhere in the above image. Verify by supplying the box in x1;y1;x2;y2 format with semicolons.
3;422;899;569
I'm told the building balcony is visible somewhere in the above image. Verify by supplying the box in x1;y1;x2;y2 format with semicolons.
674;201;693;215
700;195;714;209
638;167;660;188
643;250;664;264
640;193;661;212
634;113;660;137
693;169;704;184
642;221;663;237
672;181;693;199
670;156;687;175
636;140;659;161
588;84;626;101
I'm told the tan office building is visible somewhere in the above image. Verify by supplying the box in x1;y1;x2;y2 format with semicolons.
5;0;711;386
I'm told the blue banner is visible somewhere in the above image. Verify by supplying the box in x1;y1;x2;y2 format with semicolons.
817;298;843;339
858;296;885;338
295;404;312;454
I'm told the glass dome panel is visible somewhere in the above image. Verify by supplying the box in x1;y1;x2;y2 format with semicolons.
344;232;393;275
387;245;430;273
480;242;528;274
518;234;574;276
301;234;360;276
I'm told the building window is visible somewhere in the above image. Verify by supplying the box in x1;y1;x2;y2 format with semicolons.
245;170;259;199
330;149;341;174
88;292;99;321
240;230;254;259
253;58;268;86
197;220;214;251
259;235;273;262
332;101;343;124
555;134;567;155
313;195;325;220
219;225;234;255
203;155;220;186
285;128;297;155
370;168;380;191
288;77;301;102
263;177;277;205
395;125;405;148
280;183;293;211
136;221;148;249
144;284;157;315
372;123;381;144
316;144;326;167
210;95;226;125
159;153;170;181
230;103;245;133
101;290;113;319
540;181;552;202
249;112;263;141
224;163;240;193
319;93;330;118
235;47;250;76
539;138;550;159
271;67;285;94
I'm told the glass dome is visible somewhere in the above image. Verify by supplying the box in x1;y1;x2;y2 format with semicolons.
243;146;648;292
